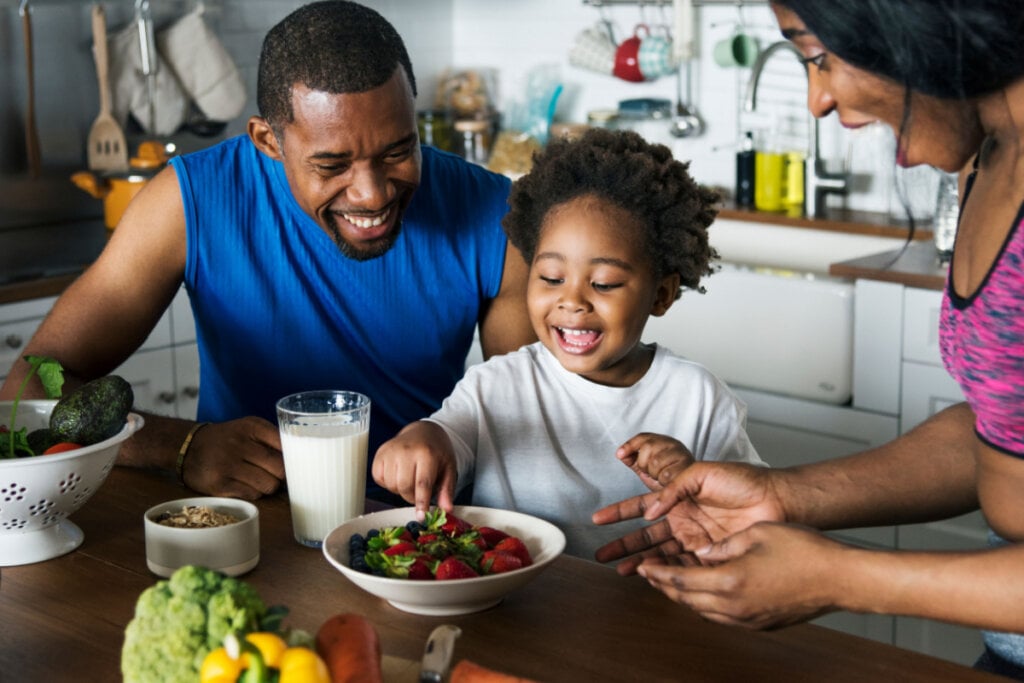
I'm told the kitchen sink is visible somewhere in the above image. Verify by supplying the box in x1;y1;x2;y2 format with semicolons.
644;262;855;404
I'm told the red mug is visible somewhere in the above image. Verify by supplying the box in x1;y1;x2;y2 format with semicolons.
613;26;647;82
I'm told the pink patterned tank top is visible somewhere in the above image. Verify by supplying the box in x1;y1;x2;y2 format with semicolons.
939;195;1024;457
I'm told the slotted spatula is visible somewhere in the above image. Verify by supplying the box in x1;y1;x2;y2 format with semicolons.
87;3;128;172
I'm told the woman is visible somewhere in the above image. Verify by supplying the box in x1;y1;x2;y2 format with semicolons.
592;0;1024;677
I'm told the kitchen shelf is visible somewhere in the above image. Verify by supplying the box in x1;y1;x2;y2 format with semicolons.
718;200;934;241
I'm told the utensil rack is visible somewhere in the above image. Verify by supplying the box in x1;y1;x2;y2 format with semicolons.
584;0;763;5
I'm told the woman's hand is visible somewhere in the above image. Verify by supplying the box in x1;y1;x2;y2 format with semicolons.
636;522;853;630
592;461;786;573
616;433;695;491
371;421;457;520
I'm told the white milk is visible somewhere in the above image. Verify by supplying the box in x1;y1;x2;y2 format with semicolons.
281;422;368;546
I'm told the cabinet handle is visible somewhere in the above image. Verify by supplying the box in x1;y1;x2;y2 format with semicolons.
157;391;177;404
4;334;23;349
181;386;199;399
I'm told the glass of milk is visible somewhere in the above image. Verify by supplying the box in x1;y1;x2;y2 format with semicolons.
276;390;371;547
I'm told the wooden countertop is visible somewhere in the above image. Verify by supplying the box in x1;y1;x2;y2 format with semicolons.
718;202;933;241
829;240;949;291
0;467;1001;682
0;206;934;306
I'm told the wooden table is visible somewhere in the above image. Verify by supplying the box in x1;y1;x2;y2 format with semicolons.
0;468;1001;682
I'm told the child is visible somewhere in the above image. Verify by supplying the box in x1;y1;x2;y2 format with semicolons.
372;128;764;559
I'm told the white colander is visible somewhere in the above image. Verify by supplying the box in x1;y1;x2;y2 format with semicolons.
0;400;143;566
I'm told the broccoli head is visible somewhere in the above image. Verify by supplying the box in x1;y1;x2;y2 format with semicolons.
121;565;268;683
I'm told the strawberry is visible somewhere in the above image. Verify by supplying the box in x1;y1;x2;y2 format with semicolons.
416;532;440;545
382;541;417;556
493;537;532;567
408;558;434;580
434;556;479;580
441;513;473;537
480;550;523;575
477;526;509;548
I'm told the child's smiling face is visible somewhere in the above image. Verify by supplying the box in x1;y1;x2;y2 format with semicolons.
528;194;679;387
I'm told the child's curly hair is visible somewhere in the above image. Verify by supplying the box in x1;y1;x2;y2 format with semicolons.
502;128;719;297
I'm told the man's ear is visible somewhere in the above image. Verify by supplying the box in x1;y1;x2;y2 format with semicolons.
248;116;283;161
650;273;682;317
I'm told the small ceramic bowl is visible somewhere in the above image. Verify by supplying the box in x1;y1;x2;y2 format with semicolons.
144;496;259;577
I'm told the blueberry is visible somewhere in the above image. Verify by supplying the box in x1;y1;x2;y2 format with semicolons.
349;533;366;552
366;528;380;539
406;521;425;535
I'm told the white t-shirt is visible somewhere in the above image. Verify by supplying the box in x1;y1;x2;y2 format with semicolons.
425;342;764;559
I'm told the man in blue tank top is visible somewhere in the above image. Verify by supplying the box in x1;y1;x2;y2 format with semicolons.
0;1;534;501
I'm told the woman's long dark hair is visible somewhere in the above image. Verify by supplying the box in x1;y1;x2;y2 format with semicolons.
775;0;1024;248
773;0;1024;100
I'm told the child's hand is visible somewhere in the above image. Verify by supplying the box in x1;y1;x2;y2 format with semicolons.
372;421;458;520
616;433;695;491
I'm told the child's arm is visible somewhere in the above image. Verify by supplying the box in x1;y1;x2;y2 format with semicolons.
372;420;459;520
616;433;695;491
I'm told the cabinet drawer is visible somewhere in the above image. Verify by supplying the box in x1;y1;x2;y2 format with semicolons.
0;296;58;379
900;361;964;434
902;287;944;366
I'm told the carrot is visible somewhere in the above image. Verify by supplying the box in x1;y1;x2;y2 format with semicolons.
314;613;383;683
450;659;539;683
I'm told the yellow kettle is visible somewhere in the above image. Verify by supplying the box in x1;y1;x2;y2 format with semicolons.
71;141;168;230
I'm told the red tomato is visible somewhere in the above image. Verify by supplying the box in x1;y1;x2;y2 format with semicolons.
43;442;82;455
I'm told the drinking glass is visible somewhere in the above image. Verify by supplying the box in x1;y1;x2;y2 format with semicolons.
276;390;370;548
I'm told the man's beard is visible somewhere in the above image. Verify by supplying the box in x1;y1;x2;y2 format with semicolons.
326;214;403;262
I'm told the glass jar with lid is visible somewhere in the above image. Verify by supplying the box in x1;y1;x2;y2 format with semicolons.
454;119;492;165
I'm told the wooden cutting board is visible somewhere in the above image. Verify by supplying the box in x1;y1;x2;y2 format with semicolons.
382;655;420;683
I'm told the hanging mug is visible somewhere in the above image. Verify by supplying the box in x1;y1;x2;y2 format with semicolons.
713;31;759;68
638;24;676;80
613;25;647;83
569;23;618;76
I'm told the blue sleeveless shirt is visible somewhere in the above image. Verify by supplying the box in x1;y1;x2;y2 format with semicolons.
171;137;511;459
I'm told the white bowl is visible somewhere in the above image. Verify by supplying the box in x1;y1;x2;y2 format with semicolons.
144;496;260;577
322;505;566;616
0;400;143;566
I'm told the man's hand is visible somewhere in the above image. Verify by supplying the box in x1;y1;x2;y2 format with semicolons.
180;416;285;500
635;522;849;630
616;433;695;491
371;421;458;520
592;461;785;574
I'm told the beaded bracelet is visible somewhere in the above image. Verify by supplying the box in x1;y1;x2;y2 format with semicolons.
175;422;210;487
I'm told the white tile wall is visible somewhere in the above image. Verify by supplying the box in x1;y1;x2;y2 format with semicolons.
1;0;932;215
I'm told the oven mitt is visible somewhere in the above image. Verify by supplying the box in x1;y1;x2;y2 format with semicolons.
107;17;188;136
158;6;247;122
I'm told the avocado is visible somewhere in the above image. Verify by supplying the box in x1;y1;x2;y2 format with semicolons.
50;375;134;446
27;428;58;455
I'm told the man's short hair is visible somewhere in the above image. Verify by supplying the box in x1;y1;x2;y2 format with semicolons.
257;1;417;130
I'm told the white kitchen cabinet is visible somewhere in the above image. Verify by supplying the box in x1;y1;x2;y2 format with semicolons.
114;348;179;416
0;296;58;384
0;288;200;420
173;344;200;420
851;280;987;665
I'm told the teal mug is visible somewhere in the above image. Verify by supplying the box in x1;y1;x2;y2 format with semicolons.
713;32;759;68
638;27;676;80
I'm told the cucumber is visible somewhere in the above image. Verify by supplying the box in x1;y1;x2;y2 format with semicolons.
50;375;134;446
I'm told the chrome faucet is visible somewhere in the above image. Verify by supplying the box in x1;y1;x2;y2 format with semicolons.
743;41;848;218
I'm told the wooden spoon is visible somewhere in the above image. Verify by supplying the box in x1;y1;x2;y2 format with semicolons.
86;3;128;172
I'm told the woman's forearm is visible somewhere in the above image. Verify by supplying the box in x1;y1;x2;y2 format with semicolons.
778;403;979;530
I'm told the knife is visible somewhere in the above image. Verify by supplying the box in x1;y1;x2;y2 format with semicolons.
419;624;462;683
